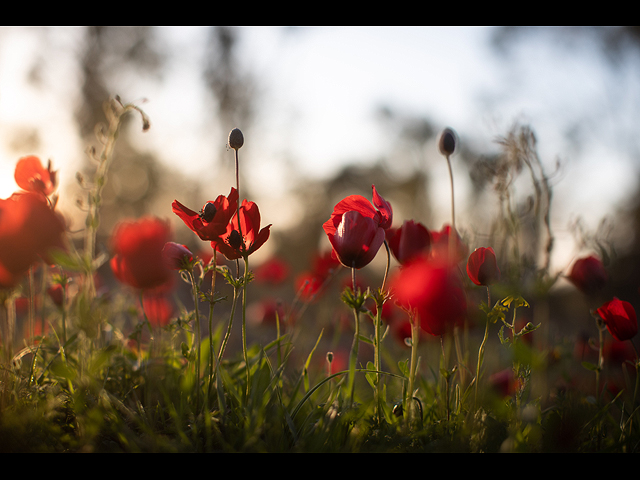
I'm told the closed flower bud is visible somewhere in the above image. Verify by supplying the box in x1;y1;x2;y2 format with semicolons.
439;127;457;156
228;128;244;150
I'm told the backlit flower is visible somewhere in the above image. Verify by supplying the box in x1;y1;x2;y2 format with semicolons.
323;185;392;269
326;210;385;269
0;192;67;289
596;297;638;342
390;256;467;337
172;187;239;242
386;220;431;265
467;247;500;286
567;255;607;295
214;199;271;261
110;217;173;290
14;156;57;197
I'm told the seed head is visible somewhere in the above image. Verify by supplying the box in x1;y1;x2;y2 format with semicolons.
439;127;457;156
228;128;244;150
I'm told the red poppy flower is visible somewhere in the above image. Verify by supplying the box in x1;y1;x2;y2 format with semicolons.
323;184;393;236
325;210;386;269
110;216;173;290
214;199;271;261
0;192;67;289
161;242;194;271
467;247;500;286
567;255;607;295
172;187;239;242
387;220;431;265
429;224;468;264
323;185;392;269
14;156;57;197
254;256;290;284
141;293;174;328
596;297;638;342
390;256;467;337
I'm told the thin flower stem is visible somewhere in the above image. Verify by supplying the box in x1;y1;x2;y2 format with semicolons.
188;269;202;412
348;266;359;408
208;249;217;396
406;312;419;429
242;255;250;399
446;153;456;233
475;286;491;407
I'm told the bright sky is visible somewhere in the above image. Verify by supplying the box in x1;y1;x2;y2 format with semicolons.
1;26;639;272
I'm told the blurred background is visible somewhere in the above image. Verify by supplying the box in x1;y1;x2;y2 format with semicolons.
2;27;640;327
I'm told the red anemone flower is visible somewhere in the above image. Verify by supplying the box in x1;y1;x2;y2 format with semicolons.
214;199;271;261
172;187;239;242
467;247;500;286
14;156;57;197
390;256;467;337
323;185;392;269
0;192;67;289
567;255;607;295
325;210;386;269
429;224;468;264
596;297;638;342
110;217;173;290
387;220;431;265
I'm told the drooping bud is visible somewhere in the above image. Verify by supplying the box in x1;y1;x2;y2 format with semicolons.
228;128;244;150
438;127;457;156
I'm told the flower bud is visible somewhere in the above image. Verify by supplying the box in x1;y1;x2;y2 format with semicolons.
228;128;244;150
439;127;457;156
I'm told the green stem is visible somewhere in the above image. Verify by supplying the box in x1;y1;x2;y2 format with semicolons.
348;266;359;408
475;286;491;406
208;250;217;398
407;312;419;428
242;255;250;399
189;269;202;412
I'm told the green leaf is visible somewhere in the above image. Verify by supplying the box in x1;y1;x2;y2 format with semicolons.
582;361;600;372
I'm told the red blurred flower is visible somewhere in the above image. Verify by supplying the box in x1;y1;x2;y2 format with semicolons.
214;199;271;261
172;187;239;242
110;217;173;290
141;293;174;328
254;256;290;284
387;220;431;265
390;256;467;337
596;297;638;342
567;255;607;295
14;156;57;197
489;368;519;398
0;192;67;289
467;247;500;286
429;224;468;264
162;242;193;271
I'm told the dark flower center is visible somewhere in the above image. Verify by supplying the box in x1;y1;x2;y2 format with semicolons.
227;229;244;250
200;202;217;223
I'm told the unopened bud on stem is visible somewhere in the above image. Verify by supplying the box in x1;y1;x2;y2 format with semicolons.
438;127;457;156
228;128;244;150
